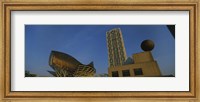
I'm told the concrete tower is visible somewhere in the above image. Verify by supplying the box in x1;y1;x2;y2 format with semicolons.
106;28;127;67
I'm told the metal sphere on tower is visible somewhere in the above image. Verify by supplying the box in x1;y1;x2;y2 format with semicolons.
141;39;154;51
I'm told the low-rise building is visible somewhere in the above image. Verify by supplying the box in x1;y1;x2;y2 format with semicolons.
108;51;161;77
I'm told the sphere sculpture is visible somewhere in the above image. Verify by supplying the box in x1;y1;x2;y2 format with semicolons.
141;40;154;51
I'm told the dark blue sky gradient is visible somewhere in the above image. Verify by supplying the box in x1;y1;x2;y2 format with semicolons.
25;25;175;76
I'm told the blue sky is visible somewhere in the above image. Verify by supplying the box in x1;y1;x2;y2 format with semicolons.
25;25;175;76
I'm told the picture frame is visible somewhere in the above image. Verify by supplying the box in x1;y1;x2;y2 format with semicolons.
0;0;199;101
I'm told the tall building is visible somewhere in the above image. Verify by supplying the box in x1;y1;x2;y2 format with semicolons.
106;28;127;67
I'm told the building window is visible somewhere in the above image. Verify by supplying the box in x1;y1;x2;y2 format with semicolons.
112;71;119;77
134;68;143;76
122;70;130;77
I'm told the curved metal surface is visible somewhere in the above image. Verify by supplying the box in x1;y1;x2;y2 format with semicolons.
48;51;96;77
49;51;81;71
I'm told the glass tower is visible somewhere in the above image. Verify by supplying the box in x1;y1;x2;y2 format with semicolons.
106;28;127;67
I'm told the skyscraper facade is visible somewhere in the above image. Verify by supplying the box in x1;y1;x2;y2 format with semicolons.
106;28;127;67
